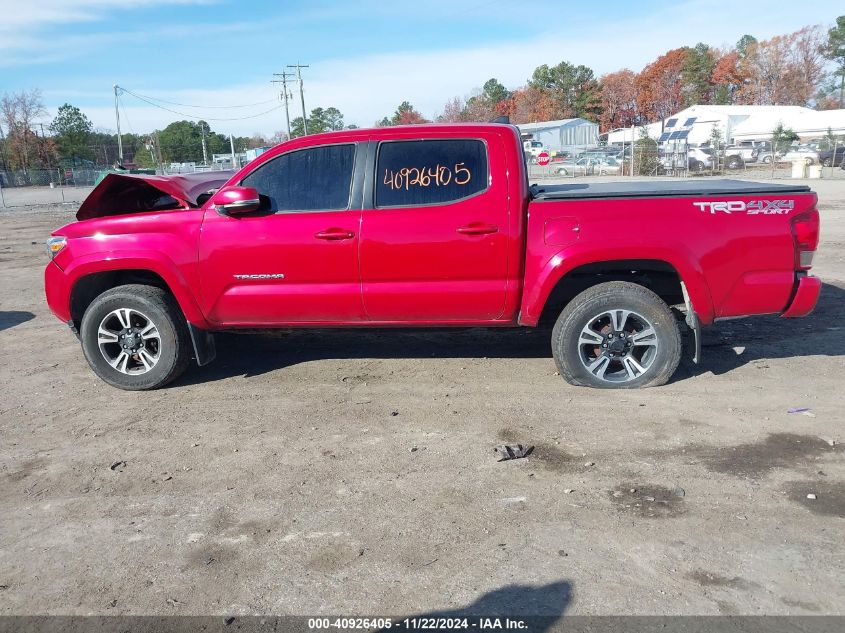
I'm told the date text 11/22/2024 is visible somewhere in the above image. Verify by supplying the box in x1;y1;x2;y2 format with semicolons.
307;617;530;629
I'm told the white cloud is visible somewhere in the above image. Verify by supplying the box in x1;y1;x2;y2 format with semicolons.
0;0;210;31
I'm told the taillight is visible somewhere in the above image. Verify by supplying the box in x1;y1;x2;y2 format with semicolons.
791;209;819;270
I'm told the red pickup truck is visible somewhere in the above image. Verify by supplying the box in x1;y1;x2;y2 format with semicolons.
44;123;821;391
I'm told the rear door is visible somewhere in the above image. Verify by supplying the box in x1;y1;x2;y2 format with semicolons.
198;141;365;325
359;133;510;322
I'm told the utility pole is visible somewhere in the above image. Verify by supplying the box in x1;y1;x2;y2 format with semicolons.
271;72;295;138
229;134;237;169
113;85;124;163
287;63;310;135
154;132;164;174
200;121;208;165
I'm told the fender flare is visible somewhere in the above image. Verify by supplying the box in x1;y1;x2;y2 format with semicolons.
519;244;715;326
62;250;211;329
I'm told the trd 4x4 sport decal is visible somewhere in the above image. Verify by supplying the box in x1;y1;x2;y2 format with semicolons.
693;200;795;215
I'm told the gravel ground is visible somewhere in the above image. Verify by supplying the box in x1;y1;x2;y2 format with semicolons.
0;178;843;618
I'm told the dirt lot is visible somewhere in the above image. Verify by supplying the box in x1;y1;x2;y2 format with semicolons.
1;178;843;618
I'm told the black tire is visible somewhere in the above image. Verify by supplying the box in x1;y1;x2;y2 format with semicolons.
551;281;682;389
80;284;192;390
822;158;832;167
727;156;743;169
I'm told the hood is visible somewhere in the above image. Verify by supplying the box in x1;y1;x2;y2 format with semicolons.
76;171;235;220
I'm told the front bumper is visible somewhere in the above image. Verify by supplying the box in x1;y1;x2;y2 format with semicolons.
781;274;821;318
44;261;72;323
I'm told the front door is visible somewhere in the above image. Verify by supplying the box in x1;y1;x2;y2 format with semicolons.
359;135;510;322
198;142;364;326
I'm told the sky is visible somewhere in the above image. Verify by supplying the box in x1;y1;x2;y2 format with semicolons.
0;0;842;137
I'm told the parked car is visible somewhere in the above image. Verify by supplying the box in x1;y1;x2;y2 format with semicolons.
44;123;821;391
554;157;596;176
778;147;820;165
818;147;845;167
675;148;713;172
725;145;758;167
594;157;622;175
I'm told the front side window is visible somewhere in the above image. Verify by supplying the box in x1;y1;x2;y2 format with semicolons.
376;139;488;207
242;144;355;212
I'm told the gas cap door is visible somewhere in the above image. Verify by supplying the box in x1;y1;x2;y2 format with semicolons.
544;216;581;247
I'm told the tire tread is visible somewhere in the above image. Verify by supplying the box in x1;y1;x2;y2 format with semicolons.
80;284;191;390
551;281;682;389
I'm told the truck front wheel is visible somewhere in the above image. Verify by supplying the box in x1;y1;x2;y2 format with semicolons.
551;282;682;389
80;284;192;390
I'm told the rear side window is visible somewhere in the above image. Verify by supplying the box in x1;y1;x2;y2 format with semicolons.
242;144;355;212
376;139;488;207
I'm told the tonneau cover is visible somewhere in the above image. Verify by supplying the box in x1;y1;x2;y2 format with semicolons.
530;179;812;201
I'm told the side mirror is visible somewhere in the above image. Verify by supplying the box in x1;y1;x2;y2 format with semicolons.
210;186;261;215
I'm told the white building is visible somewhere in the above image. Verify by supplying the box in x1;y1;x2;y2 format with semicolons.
517;118;599;151
606;105;845;146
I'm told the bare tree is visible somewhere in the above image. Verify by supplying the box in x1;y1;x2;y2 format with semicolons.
438;96;467;123
738;26;826;105
0;88;47;171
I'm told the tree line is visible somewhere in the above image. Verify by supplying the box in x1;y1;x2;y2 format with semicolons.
380;20;845;132
0;93;363;172
1;17;843;172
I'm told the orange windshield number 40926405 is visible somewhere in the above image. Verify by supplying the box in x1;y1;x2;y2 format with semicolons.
383;163;472;191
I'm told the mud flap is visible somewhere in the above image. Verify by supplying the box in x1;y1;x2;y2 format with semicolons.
680;281;701;364
685;308;701;364
187;323;216;366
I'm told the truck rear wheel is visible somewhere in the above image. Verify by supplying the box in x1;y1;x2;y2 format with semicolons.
551;282;682;389
80;284;192;391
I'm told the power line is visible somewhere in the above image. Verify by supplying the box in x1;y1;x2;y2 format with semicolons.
118;93;134;135
121;89;278;109
119;87;282;121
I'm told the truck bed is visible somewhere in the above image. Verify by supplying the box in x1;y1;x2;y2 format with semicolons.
530;179;811;201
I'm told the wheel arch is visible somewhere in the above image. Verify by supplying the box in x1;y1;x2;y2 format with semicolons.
521;253;714;327
66;255;209;331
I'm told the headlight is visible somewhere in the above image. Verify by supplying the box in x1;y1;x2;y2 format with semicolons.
46;236;66;259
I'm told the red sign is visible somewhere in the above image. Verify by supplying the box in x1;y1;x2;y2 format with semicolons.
536;152;551;166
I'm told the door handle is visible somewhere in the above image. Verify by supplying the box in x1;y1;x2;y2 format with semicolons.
457;223;498;235
314;229;355;240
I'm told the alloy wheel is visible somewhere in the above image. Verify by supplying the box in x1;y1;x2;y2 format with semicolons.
97;308;161;374
577;309;659;383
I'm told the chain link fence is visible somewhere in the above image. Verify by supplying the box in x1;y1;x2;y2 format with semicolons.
3;158;844;209
526;151;845;181
0;163;243;208
0;168;103;208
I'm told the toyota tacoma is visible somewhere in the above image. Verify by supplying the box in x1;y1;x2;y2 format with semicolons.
44;123;821;390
